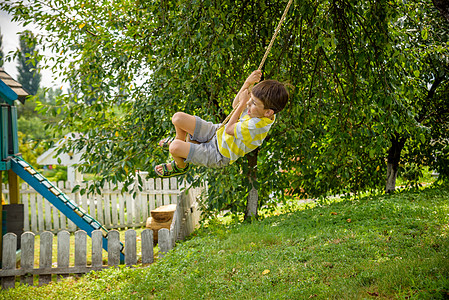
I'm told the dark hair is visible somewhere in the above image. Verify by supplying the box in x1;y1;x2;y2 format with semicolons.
251;80;289;114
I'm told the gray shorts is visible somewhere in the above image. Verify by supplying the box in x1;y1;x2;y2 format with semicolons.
184;116;231;168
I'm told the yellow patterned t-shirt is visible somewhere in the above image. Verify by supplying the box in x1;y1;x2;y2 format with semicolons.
216;109;275;162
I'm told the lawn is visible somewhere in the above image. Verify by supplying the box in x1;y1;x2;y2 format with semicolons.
1;183;448;299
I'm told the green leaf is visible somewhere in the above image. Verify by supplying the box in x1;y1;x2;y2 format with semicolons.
421;28;428;40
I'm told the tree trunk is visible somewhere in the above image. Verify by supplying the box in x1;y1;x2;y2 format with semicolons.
245;149;259;221
385;134;406;193
433;0;449;23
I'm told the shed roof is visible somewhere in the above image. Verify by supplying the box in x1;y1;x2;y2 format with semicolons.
0;68;29;103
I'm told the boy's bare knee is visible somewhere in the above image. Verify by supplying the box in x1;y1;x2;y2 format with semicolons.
169;139;182;155
171;112;185;126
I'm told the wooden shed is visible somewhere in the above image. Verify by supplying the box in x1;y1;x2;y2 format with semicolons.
0;68;28;104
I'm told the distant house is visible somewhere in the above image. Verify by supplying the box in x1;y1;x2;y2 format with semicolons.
37;133;84;186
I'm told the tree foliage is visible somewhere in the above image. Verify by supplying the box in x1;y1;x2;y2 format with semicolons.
2;0;448;218
17;87;65;169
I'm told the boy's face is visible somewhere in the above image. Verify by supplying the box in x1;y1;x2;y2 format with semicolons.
247;94;274;119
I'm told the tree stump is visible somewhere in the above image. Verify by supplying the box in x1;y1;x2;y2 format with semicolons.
146;204;177;244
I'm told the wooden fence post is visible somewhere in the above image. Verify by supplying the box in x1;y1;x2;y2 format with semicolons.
91;230;103;267
57;231;70;280
148;179;155;212
158;228;170;258
21;232;34;286
22;183;30;232
107;230;121;266
125;230;137;267
39;231;53;286
74;231;87;275
170;209;178;248
29;193;37;233
141;229;154;264
1;233;17;289
156;179;163;207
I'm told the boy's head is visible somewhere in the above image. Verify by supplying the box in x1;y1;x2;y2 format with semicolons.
251;80;289;115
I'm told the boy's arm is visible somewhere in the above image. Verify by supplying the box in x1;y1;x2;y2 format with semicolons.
226;70;262;136
225;96;247;136
231;70;262;109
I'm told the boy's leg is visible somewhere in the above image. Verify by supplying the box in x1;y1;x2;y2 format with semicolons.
158;112;197;148
155;112;195;174
169;140;190;168
170;112;197;169
172;112;196;142
154;140;190;174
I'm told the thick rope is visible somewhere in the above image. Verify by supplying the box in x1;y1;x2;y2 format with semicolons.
258;0;294;70
218;0;294;130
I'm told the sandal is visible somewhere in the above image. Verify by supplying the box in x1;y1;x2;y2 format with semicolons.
154;161;190;178
158;137;174;151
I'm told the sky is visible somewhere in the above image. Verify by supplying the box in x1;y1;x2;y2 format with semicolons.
0;10;64;89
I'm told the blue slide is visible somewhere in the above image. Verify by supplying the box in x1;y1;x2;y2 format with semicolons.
10;155;125;262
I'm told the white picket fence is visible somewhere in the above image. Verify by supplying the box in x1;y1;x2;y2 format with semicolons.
2;178;180;233
0;182;204;289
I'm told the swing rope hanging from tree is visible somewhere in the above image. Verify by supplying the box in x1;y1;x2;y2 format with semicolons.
217;0;294;130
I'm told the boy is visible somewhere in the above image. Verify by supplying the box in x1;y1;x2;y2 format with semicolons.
154;69;289;177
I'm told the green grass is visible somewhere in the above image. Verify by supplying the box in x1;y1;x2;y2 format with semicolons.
1;184;449;299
